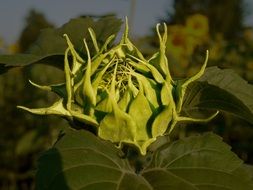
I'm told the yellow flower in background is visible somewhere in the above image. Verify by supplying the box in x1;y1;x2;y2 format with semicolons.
8;43;20;54
209;33;226;61
166;14;209;60
186;14;209;40
166;25;192;75
165;14;210;77
0;38;20;54
166;25;187;59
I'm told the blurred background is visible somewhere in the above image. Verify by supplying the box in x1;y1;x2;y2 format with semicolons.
1;0;253;189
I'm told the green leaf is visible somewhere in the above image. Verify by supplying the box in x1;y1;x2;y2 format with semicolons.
36;130;253;190
141;133;253;190
0;16;122;73
36;129;152;190
200;66;253;113
182;66;253;123
183;81;253;123
0;54;64;72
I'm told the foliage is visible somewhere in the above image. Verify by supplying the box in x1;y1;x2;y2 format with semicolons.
1;15;253;190
0;15;253;189
37;129;253;189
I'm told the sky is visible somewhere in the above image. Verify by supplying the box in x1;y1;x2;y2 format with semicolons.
0;0;253;44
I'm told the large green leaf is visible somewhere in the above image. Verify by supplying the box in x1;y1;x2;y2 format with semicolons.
0;16;122;73
183;81;253;123
182;66;253;123
141;133;253;190
36;129;253;190
36;129;152;190
200;67;253;112
0;54;64;72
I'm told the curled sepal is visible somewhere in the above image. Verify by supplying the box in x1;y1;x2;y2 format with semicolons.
182;50;209;87
82;39;96;107
127;54;165;84
64;47;73;110
175;50;209;112
133;73;160;109
99;96;156;155
149;23;171;80
29;80;67;100
127;59;150;75
63;34;84;75
128;83;153;141
177;111;219;123
118;88;133;112
120;17;133;52
69;109;99;127
29;80;51;91
17;99;71;117
144;62;165;84
152;105;174;138
135;138;157;155
98;92;137;148
100;34;115;53
90;53;108;75
95;92;113;113
119;18;146;61
167;111;219;134
146;65;165;84
98;109;136;144
128;75;139;97
91;56;114;96
88;28;99;53
161;81;172;106
95;60;117;112
17;99;98;127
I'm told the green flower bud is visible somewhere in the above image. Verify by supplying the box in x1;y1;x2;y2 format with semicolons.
18;19;218;155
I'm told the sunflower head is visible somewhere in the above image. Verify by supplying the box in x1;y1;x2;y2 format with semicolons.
18;19;217;155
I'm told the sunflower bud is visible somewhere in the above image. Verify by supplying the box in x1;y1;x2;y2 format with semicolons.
18;20;218;155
